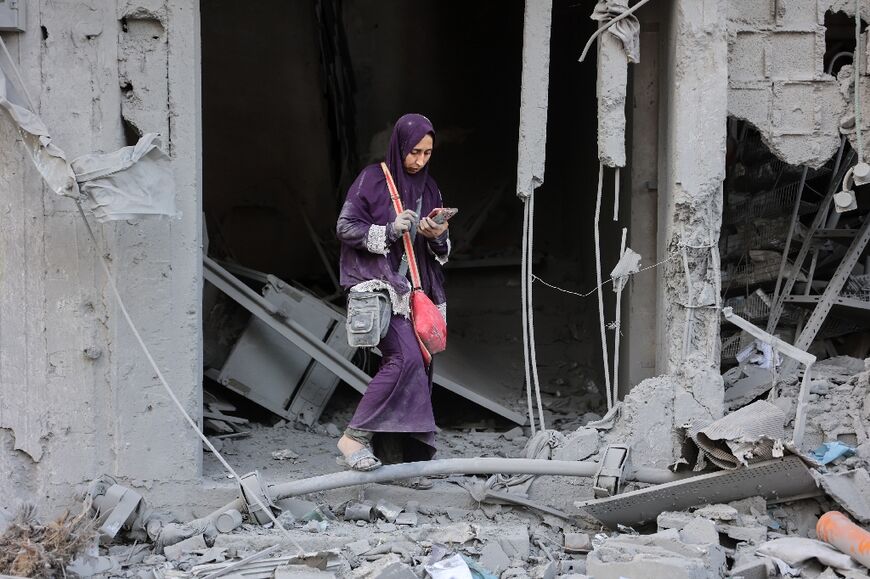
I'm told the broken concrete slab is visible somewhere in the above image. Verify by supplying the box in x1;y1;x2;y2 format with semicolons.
352;554;416;579
587;532;724;579
274;564;337;579
163;534;206;561
679;517;720;546
816;467;870;524
479;540;512;575
693;504;738;521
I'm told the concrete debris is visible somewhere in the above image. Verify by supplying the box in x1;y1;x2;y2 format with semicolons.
586;530;725;579
162;533;207;561
479;541;512;575
815;468;870;524
756;537;862;574
563;532;592;553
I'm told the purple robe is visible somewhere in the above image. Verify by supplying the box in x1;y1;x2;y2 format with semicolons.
336;114;449;460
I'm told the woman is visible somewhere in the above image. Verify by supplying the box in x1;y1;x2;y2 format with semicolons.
335;114;450;475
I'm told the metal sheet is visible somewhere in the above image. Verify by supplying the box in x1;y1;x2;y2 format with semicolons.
575;456;819;529
432;337;527;425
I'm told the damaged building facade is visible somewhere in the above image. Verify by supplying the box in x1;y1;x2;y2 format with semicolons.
1;0;870;575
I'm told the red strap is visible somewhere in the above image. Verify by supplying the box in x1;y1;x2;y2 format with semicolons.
381;163;423;290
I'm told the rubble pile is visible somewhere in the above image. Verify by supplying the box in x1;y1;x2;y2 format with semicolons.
5;358;870;578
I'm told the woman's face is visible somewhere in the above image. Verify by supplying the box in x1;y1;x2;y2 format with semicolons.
403;134;433;175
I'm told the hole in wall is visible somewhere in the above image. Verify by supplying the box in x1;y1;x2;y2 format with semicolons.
824;11;867;75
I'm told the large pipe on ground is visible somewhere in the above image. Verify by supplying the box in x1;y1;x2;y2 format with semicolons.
201;458;691;524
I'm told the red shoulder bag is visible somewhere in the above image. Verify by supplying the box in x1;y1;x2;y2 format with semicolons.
381;162;447;365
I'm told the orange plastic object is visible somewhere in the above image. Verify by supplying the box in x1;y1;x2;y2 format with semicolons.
816;511;870;568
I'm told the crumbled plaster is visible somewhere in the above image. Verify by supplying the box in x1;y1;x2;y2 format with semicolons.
597;29;628;167
516;0;552;198
660;0;727;387
725;0;870;168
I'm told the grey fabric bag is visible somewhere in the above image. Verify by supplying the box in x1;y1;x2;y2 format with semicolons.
346;291;391;348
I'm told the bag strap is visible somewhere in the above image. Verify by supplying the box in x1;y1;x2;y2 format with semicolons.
381;162;423;290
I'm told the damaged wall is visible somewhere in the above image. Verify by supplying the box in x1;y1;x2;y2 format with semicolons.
726;0;867;168
0;0;201;514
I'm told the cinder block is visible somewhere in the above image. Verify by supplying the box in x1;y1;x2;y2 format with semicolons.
772;81;817;134
776;0;823;28
767;31;820;80
728;85;772;131
728;0;776;27
730;32;768;81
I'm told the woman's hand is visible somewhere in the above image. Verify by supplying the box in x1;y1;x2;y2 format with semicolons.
391;210;418;235
417;216;448;239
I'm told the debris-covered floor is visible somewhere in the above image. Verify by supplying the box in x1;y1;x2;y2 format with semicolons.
4;356;868;578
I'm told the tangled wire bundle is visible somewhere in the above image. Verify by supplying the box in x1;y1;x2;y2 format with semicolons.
0;502;96;577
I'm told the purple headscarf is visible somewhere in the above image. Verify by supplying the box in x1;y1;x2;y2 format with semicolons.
386;114;435;207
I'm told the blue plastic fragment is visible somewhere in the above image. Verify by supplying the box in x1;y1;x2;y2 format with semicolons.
811;441;856;465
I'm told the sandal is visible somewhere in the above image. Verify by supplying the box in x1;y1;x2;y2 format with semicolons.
388;476;433;490
336;448;382;472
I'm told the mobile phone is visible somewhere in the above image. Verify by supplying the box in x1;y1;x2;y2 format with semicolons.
429;207;459;224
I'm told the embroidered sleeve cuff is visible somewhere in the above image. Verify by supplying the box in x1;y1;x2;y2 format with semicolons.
365;224;390;255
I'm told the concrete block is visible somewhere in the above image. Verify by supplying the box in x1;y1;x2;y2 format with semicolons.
767;31;819;80
694;504;739;521
772;82;817;134
529;561;556;579
718;524;768;545
559;559;587;575
680;517;720;546
345;539;371;557
587;552;708;579
496;525;530;561
730;32;768;82
776;0;822;28
564;532;593;552
728;0;776;27
274;565;336;579
163;534;206;560
728;558;770;579
479;541;511;575
657;511;696;531
352;554;416;579
555;428;599;462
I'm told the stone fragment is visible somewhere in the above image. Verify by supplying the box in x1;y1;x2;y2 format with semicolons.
375;500;403;523
497;525;531;561
728;558;770;579
559;559;587;575
352;554;416;579
346;539;371;557
555;428;599;461
163;534;206;560
718;524;767;545
529;561;556;579
680;518;720;546
657;511;696;531
564;532;592;552
325;423;341;437
274;565;336;579
395;512;417;526
693;504;738;521
479;541;511;574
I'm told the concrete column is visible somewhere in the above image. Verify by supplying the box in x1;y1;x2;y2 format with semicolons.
657;0;727;420
0;0;202;514
658;0;727;372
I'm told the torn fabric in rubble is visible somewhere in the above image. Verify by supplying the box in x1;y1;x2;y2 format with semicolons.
71;133;179;222
0;49;79;197
687;400;785;470
591;0;641;63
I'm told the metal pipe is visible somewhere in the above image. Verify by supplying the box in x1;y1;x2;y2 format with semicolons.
201;458;690;524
